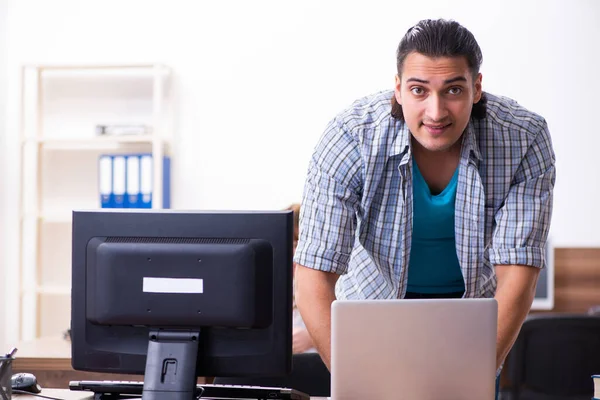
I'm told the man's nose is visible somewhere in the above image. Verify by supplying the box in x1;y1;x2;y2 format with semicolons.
425;94;449;122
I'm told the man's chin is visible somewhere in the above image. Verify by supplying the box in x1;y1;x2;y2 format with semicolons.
416;136;460;153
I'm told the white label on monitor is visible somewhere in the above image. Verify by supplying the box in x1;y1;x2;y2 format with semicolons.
143;278;204;294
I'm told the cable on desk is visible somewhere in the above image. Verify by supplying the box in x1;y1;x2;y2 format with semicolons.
11;390;65;400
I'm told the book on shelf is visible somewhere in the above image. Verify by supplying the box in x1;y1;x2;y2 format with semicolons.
594;374;600;400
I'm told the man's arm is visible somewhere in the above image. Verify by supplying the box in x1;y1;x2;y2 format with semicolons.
295;264;339;370
488;120;555;369
494;264;540;370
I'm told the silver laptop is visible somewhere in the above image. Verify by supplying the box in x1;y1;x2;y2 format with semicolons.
331;298;497;400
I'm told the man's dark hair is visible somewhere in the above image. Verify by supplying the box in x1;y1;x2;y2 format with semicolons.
391;19;487;120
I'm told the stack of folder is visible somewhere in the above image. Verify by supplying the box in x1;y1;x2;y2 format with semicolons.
98;153;171;209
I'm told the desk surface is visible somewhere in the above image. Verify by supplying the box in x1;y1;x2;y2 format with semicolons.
13;389;328;399
14;388;89;399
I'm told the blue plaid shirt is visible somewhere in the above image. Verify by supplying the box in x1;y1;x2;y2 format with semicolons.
294;90;555;300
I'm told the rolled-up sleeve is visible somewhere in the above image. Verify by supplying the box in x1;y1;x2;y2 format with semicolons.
293;118;363;275
489;121;556;268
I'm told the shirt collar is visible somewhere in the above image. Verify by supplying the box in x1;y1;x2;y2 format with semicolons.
461;120;482;162
391;119;411;164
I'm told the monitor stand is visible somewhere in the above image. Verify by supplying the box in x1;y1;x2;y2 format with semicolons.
141;329;200;400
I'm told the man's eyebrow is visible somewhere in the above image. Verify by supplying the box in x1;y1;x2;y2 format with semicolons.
444;76;467;84
406;78;428;84
405;76;467;84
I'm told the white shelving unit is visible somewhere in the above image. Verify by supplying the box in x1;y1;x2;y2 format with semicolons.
17;64;174;341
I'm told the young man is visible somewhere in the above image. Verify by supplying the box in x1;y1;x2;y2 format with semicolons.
294;18;555;398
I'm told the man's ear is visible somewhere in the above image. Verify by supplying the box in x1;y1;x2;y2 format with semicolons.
394;74;402;105
473;73;483;104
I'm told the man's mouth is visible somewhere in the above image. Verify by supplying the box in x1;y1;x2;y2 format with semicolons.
423;123;451;136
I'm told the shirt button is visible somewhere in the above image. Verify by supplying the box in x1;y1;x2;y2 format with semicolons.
472;216;478;222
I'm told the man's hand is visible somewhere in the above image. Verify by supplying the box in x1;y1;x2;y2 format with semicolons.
295;264;339;370
292;327;314;354
495;264;540;370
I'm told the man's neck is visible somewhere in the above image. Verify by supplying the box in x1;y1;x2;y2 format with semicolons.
412;138;462;195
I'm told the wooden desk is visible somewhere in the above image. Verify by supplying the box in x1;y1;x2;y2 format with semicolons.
13;336;206;389
13;389;328;399
13;336;71;372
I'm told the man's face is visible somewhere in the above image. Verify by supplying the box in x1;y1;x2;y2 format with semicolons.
394;52;482;152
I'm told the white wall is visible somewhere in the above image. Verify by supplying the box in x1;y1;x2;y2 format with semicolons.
2;0;600;343
0;0;6;351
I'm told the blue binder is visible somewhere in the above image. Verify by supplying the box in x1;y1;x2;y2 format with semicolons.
140;154;153;208
163;155;171;209
98;155;114;208
125;154;141;208
139;153;171;209
112;155;126;208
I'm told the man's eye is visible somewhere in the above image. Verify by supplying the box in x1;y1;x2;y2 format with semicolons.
410;87;424;95
448;87;463;95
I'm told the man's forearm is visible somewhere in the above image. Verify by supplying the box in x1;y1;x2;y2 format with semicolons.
295;264;339;370
494;264;540;370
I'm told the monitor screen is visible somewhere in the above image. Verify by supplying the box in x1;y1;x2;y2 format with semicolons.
530;240;554;310
71;210;294;399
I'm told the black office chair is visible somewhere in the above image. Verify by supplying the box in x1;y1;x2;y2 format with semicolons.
213;352;331;397
503;313;600;400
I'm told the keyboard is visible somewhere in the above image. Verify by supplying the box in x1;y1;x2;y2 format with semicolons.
69;380;310;400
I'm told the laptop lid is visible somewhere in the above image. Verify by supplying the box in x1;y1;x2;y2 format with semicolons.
331;298;497;400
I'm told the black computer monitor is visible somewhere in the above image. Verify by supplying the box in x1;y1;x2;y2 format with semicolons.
71;210;294;400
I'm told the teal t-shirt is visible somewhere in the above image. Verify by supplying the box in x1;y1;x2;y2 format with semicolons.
406;159;465;294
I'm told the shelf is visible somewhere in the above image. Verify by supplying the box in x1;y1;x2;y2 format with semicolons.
39;213;72;223
23;135;164;148
21;212;76;223
22;285;71;296
15;63;174;341
21;213;69;223
36;63;168;71
30;63;171;77
22;210;158;223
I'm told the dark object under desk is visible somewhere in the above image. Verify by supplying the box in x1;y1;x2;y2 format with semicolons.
503;313;600;400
